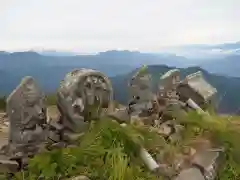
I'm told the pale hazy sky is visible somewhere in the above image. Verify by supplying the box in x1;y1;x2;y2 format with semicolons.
0;0;239;52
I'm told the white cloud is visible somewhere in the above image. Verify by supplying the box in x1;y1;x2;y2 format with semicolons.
0;0;239;52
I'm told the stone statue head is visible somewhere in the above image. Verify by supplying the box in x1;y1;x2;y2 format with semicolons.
57;69;113;134
160;69;180;90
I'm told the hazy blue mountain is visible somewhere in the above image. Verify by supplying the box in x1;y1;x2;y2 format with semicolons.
160;41;240;60
0;50;187;69
96;50;188;67
200;55;240;77
0;51;137;74
157;42;240;77
1;46;240;79
37;50;79;56
211;41;240;50
110;65;240;114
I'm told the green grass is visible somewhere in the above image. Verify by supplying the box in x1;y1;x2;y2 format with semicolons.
174;110;240;179
0;94;240;179
12;119;165;180
45;94;57;106
7;111;240;180
0;96;6;111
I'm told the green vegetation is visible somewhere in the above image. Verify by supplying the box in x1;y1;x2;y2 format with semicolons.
0;96;6;111
12;119;164;180
136;65;148;76
175;111;240;179
1;92;240;179
7;111;240;180
45;94;57;106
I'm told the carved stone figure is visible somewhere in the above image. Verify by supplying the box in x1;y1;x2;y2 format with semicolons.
177;71;217;110
156;69;182;121
6;76;47;146
128;66;153;116
158;69;180;103
0;76;49;170
57;69;113;140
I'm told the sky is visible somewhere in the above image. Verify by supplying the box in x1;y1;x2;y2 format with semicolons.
0;0;240;53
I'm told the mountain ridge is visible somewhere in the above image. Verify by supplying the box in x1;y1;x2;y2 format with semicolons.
1;46;240;77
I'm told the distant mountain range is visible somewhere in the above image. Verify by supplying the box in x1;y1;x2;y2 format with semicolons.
37;50;79;57
39;41;240;77
160;41;240;59
200;55;240;77
35;41;240;59
0;42;240;114
1;42;240;77
159;42;240;77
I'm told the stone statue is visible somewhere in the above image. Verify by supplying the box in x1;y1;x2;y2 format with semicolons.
128;66;153;116
158;69;180;102
0;76;49;169
156;69;182;121
177;71;217;110
6;76;47;145
57;69;113;140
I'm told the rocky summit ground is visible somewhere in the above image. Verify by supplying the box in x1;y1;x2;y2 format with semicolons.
0;106;240;180
0;106;59;147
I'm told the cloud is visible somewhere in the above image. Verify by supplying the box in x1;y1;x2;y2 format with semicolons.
0;0;239;52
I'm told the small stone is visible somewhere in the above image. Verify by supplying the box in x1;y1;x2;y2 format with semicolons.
173;154;187;170
3;122;9;127
107;108;130;123
169;133;182;143
175;124;185;133
69;175;90;180
49;120;63;131
156;151;165;163
182;147;196;157
0;159;19;172
174;167;205;180
120;123;127;127
47;142;66;150
48;130;60;142
130;115;144;126
63;132;85;142
191;150;220;173
189;139;211;151
156;163;177;177
157;124;172;136
190;148;197;157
